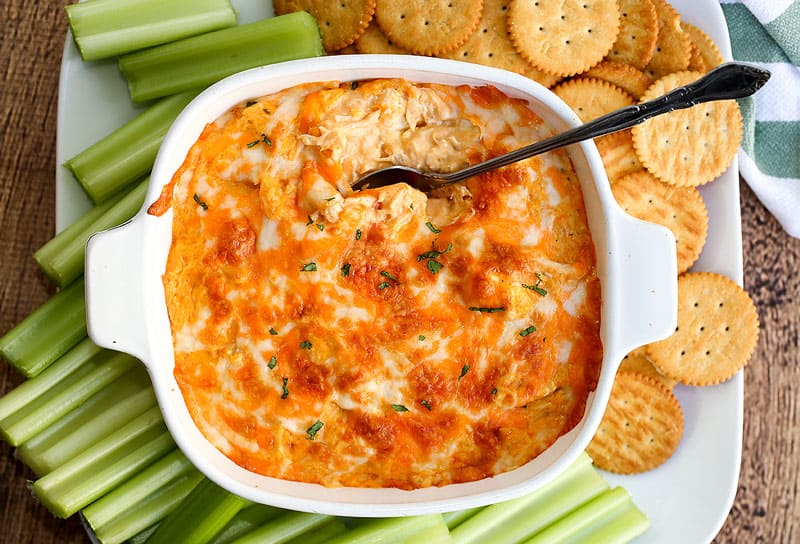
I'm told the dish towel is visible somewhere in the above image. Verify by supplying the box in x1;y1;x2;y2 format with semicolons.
719;1;800;238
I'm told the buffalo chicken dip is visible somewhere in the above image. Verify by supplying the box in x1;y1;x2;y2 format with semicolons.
150;79;602;489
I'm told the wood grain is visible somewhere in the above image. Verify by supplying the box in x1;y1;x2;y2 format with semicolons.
0;1;797;543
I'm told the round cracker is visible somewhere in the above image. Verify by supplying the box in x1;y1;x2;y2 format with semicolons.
612;170;708;273
619;346;678;389
632;71;742;187
581;60;653;99
274;0;376;52
587;371;683;474
354;21;408;54
595;130;644;183
646;272;760;386
644;0;691;80
683;22;724;72
441;0;560;88
507;0;621;78
375;0;484;56
553;78;635;123
607;0;658;69
686;41;707;72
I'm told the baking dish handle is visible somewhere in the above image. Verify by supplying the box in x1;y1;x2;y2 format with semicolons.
85;219;149;362
610;215;678;358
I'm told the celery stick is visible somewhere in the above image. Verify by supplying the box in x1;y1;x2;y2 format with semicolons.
0;350;138;446
66;90;197;203
66;0;237;61
33;406;173;518
15;365;152;475
127;523;160;544
450;454;608;544
522;488;643;544
0;279;87;377
0;337;100;422
118;12;325;102
325;514;445;544
577;504;650;544
442;507;483;530
283;518;347;544
91;470;204;544
209;504;284;544
35;178;148;287
146;478;251;544
230;511;332;544
398;516;451;544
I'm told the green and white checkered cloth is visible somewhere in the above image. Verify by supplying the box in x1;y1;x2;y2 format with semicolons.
720;0;800;237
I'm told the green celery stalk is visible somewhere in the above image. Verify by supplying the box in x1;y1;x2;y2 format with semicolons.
0;279;87;377
126;523;160;544
229;511;333;544
0;350;138;446
283;518;347;544
146;478;251;544
66;0;237;61
209;504;284;544
84;449;205;544
118;12;325;102
450;453;608;544
398;516;451;544
34;178;148;287
576;503;650;544
65;91;197;203
522;487;648;544
442;507;483;530
0;337;100;422
325;514;447;544
15;365;153;475
33;406;173;518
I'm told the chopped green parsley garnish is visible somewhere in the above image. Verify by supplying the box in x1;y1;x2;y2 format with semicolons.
306;420;324;440
421;400;432;410
377;281;392;290
491;387;498;395
262;133;272;146
522;273;548;296
280;377;289;399
268;356;277;369
425;221;442;234
300;340;312;350
519;325;537;337
300;262;317;272
426;260;444;275
245;100;257;107
247;133;272;147
468;306;506;313
306;215;314;226
316;223;324;231
341;263;351;277
269;327;278;335
192;193;208;211
380;270;399;283
417;242;452;262
391;404;409;412
355;228;362;240
418;335;426;341
459;364;470;379
351;81;359;90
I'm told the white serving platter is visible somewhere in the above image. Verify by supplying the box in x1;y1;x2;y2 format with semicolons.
56;0;743;542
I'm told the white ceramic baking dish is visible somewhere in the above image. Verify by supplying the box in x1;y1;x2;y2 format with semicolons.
85;54;677;516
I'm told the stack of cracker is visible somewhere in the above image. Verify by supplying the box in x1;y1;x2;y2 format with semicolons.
274;0;760;475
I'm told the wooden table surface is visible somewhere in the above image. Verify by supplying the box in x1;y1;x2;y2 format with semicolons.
1;1;798;543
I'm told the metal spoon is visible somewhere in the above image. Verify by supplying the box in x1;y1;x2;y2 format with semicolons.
350;62;769;193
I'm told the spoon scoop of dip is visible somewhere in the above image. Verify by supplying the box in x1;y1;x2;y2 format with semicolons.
350;62;770;194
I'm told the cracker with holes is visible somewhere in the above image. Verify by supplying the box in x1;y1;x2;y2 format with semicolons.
507;0;620;78
581;60;653;99
354;21;408;53
646;272;760;386
442;0;560;88
619;346;678;389
553;78;634;123
644;0;691;80
587;371;684;474
687;42;707;72
632;70;742;187
375;0;484;56
606;0;658;69
612;170;708;273
274;0;376;52
683;22;724;72
595;130;644;183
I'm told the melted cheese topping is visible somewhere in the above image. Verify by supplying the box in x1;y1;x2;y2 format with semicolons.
153;79;602;489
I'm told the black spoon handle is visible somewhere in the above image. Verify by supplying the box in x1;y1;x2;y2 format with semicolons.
440;62;770;183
